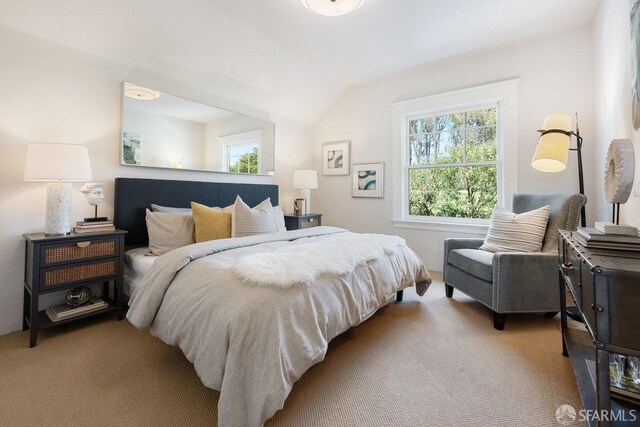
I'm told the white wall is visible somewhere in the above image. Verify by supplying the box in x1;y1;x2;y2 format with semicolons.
123;107;206;170
314;27;594;271
0;25;314;336
591;0;640;226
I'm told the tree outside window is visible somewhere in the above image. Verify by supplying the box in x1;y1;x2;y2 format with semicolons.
408;107;497;219
228;143;259;174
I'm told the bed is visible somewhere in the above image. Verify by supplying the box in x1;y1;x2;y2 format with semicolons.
114;177;431;427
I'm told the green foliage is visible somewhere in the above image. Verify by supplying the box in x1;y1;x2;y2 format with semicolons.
408;108;497;219
229;147;259;174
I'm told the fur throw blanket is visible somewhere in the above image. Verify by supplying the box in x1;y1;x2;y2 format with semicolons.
232;232;406;288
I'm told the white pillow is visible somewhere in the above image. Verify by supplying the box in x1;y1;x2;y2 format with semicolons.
232;196;277;237
273;205;286;232
145;209;195;255
480;205;550;253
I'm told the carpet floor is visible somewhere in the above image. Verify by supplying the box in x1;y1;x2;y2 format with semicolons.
0;274;585;427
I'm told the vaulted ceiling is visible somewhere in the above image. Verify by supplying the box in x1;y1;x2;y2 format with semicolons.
0;0;599;123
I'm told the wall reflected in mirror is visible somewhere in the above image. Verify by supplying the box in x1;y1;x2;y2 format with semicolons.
121;82;275;175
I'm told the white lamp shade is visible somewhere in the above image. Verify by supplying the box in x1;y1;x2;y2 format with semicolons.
531;133;571;172
293;170;318;189
542;113;572;132
300;0;366;16
24;143;93;181
531;114;572;173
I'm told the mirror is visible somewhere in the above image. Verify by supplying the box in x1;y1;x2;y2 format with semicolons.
120;82;275;175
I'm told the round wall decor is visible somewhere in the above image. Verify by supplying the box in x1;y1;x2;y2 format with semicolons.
604;139;635;204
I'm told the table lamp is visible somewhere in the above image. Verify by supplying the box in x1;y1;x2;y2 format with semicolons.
293;170;318;215
24;143;93;235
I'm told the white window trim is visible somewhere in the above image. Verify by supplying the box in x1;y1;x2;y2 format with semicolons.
220;129;263;174
391;78;519;232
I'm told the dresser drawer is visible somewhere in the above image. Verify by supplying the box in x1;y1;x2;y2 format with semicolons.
300;217;319;229
40;237;119;267
40;259;118;290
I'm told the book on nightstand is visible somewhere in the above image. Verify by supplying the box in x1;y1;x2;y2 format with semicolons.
74;219;115;234
46;297;109;322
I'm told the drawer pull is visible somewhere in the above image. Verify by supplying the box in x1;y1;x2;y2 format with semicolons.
76;241;91;248
561;262;574;275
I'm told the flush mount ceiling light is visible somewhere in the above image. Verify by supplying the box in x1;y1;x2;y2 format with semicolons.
124;83;160;101
300;0;366;16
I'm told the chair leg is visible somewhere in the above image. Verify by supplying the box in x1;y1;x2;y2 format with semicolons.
493;311;506;330
396;290;403;302
543;311;559;319
445;284;454;298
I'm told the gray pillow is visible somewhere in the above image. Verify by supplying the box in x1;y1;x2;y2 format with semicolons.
151;204;192;214
481;205;550;253
145;209;195;255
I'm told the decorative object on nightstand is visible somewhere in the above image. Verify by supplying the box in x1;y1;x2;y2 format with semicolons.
24;143;93;236
65;286;92;307
76;182;115;233
80;182;108;222
293;170;318;215
23;229;127;347
531;113;586;227
284;214;322;231
604;139;635;225
352;162;384;198
293;198;306;216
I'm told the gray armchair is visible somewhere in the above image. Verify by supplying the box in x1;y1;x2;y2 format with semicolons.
443;193;587;330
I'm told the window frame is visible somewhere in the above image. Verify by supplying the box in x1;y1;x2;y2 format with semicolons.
219;130;263;174
391;79;519;233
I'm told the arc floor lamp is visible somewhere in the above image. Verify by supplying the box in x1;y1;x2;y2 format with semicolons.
531;113;586;227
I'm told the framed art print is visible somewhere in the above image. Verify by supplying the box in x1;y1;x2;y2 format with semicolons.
322;141;350;175
352;162;384;198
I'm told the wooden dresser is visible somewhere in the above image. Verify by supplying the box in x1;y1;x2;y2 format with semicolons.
558;230;640;426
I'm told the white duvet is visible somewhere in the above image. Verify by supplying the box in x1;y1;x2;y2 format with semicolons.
127;226;431;427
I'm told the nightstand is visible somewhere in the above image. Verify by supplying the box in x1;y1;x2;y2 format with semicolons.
284;214;322;230
23;230;127;347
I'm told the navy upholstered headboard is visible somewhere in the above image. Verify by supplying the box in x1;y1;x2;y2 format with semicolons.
114;177;279;246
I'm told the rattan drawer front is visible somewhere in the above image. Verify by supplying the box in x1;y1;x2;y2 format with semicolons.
42;260;116;288
42;239;117;266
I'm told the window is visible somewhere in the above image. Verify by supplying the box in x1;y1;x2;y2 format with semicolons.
220;130;262;174
408;106;497;219
391;79;518;231
227;142;259;174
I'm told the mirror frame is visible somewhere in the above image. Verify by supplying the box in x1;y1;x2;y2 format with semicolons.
119;81;276;176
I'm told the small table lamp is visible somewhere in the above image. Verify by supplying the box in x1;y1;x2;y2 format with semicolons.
293;170;318;215
24;143;93;235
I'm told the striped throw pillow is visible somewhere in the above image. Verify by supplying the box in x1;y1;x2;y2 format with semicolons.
233;196;277;237
480;205;550;253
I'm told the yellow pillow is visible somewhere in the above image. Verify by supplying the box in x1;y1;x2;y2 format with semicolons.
191;202;232;243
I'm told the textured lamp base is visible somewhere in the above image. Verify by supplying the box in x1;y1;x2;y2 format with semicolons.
45;182;72;236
